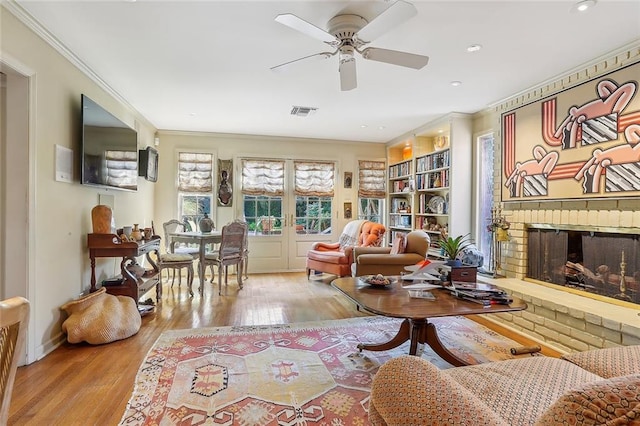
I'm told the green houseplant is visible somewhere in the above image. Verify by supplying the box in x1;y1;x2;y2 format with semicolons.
438;233;473;266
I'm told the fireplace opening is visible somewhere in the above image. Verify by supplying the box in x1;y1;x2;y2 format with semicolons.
526;226;639;305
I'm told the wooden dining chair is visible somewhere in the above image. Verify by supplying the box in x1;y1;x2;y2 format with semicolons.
203;221;247;295
1;296;30;425
161;220;198;288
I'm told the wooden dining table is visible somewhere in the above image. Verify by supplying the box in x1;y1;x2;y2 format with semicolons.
169;231;222;289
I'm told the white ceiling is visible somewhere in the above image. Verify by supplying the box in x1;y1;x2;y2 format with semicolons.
11;0;640;143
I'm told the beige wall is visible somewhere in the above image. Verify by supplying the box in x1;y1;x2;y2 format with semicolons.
154;131;386;272
1;8;157;360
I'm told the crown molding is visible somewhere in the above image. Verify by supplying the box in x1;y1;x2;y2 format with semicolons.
488;39;640;110
2;0;156;130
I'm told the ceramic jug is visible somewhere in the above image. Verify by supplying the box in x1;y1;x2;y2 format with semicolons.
199;214;214;233
131;224;143;241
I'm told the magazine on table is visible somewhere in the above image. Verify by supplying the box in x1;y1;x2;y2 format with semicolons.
448;281;513;304
450;281;506;294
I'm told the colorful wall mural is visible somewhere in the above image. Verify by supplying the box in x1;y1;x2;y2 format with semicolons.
501;62;640;201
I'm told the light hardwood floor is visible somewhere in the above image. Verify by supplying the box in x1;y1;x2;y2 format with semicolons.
8;272;554;425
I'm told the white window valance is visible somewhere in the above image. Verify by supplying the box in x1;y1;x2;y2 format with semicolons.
294;161;335;197
358;160;386;198
178;152;213;193
241;159;285;197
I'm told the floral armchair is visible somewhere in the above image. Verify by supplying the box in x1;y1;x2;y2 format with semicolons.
306;220;386;278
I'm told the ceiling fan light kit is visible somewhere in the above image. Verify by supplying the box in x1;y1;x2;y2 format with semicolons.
271;0;429;91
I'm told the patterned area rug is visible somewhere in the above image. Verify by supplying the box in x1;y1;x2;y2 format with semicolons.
120;315;531;425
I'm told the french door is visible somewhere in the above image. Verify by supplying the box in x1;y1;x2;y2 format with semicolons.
240;158;336;272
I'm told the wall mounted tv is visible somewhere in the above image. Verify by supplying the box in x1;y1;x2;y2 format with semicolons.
81;94;138;191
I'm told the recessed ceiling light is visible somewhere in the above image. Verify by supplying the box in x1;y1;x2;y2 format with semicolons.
378;126;386;130
450;81;462;87
189;112;197;116
572;0;596;12
360;124;368;128
438;130;444;133
466;44;482;53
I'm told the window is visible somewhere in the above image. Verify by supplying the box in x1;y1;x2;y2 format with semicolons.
476;133;495;267
294;161;334;235
177;152;213;229
241;159;284;235
358;160;385;223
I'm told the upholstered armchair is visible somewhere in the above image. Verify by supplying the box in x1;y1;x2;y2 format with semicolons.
352;230;430;277
306;220;386;278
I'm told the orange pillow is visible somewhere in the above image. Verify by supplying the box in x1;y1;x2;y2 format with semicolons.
390;233;406;255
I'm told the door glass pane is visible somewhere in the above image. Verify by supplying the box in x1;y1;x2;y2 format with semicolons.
243;195;282;235
295;196;332;235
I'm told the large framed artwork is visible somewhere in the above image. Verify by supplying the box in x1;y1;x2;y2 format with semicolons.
501;61;640;202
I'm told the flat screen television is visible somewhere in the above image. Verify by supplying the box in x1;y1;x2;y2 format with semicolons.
81;94;138;191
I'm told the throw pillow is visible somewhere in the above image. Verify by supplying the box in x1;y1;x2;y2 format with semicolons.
561;345;640;378
390;233;407;255
535;374;640;426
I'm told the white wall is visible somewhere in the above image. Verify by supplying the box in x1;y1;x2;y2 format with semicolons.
1;8;157;360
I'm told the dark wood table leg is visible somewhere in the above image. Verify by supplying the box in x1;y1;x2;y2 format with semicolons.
357;319;411;353
356;318;470;365
408;319;426;355
423;322;468;366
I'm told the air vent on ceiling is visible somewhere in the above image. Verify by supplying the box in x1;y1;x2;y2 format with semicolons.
290;105;318;117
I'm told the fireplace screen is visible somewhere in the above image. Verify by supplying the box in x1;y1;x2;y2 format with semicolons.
527;228;639;305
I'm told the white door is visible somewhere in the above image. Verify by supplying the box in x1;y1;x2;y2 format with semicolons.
240;159;336;273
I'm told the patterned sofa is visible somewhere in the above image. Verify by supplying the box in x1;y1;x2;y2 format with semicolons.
369;345;640;425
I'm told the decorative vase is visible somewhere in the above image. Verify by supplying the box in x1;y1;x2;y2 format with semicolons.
131;224;143;241
446;259;462;267
91;205;113;234
199;214;214;233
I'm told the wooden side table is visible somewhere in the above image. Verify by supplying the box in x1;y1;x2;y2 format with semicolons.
87;233;162;306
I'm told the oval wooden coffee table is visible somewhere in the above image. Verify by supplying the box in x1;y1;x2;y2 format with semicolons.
331;277;527;366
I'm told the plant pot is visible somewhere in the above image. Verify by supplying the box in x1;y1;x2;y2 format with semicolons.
446;259;462;267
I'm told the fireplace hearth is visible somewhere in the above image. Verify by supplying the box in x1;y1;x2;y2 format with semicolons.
526;224;639;305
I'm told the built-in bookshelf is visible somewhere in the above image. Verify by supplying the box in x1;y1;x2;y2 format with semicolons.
386;113;472;258
388;158;413;236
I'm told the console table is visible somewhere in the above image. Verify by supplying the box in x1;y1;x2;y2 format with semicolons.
87;233;162;306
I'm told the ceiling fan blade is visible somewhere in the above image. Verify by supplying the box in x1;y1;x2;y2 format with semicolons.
361;47;429;70
275;13;337;44
271;51;334;72
339;57;357;91
356;0;418;43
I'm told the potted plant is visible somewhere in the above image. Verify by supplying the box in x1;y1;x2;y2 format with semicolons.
438;233;473;267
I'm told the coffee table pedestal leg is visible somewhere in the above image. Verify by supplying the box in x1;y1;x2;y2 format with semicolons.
357;318;468;366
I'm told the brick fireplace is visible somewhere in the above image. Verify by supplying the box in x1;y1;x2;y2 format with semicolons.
476;201;640;354
475;46;640;354
526;224;639;306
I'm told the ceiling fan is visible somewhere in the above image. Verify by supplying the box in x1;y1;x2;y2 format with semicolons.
271;0;429;91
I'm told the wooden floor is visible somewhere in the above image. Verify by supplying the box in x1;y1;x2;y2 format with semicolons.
8;272;553;425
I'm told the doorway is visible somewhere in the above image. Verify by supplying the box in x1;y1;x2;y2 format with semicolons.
1;60;34;363
240;158;336;272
